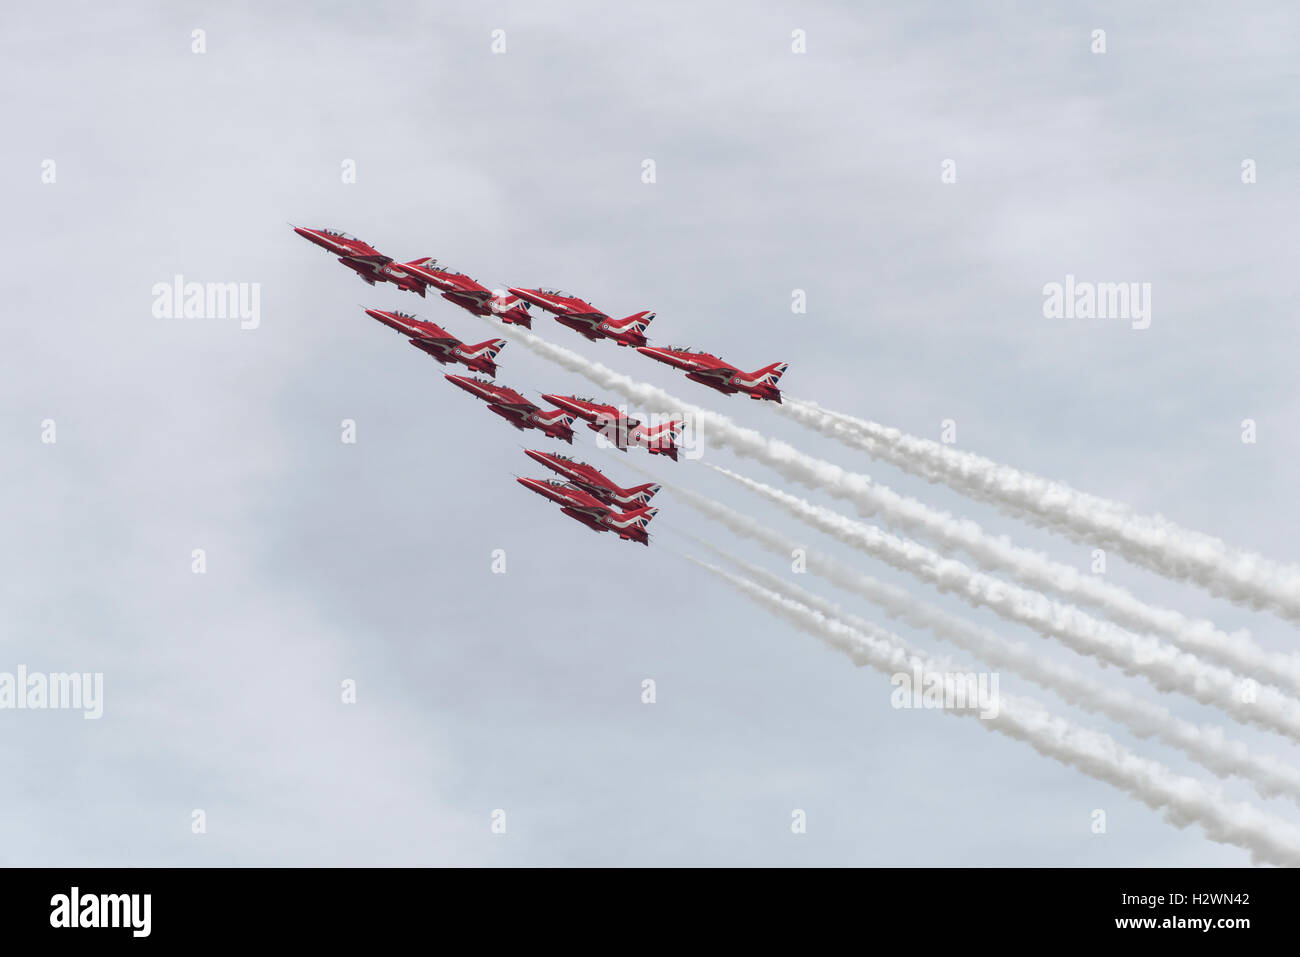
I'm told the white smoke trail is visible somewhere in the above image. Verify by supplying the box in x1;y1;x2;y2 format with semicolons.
485;322;1297;692
689;558;1300;867
779;396;1300;623
706;465;1300;742
676;527;1300;807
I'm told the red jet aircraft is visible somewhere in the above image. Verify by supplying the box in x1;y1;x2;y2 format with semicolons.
445;375;576;442
291;226;425;295
516;477;659;546
507;287;653;346
540;394;682;461
636;346;788;402
365;309;506;376
523;450;661;509
395;258;533;326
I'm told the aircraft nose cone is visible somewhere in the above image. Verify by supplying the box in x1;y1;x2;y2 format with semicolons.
365;309;386;322
540;394;563;406
635;347;652;356
524;450;547;466
293;227;313;240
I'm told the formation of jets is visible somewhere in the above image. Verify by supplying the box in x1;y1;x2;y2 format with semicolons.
293;226;789;401
294;225;800;543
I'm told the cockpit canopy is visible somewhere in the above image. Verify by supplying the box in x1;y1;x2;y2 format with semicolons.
395;311;418;321
539;288;574;297
322;228;359;241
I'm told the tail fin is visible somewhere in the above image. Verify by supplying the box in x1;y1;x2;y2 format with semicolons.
488;291;532;328
634;505;659;524
638;419;682;459
744;361;788;401
749;361;788;386
607;310;654;344
536;409;577;427
535;410;578;442
611;481;661;508
610;504;659;544
488;291;521;313
615;505;659;528
611;310;654;332
490;291;529;313
640;419;681;438
461;338;508;360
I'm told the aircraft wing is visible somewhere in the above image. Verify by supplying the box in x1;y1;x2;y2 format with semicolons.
408;338;459;362
493;398;539;415
556;314;606;339
443;288;491;304
411;334;459;349
564;501;610;520
587;407;640;431
682;364;734;381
